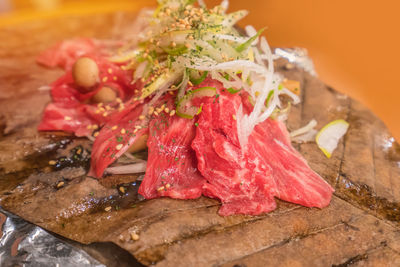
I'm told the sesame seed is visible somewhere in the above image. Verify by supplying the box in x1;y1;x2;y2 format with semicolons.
139;115;145;120
93;131;99;137
64;116;72;121
157;186;165;191
112;125;118;130
119;186;125;193
92;125;99;130
164;107;170;113
102;77;108;82
154;111;159;116
130;232;140;241
135;125;142;130
169;110;176;116
87;125;92;130
148;107;154;115
116;144;123;150
116;98;122;103
133;129;138;134
104;206;112;212
113;76;117;81
171;42;176;47
232;115;237;121
156;108;162;113
120;128;126;134
97;103;103;107
165;183;171;189
57;181;65;188
49;160;57;165
108;68;113;74
103;112;108;117
188;80;193;86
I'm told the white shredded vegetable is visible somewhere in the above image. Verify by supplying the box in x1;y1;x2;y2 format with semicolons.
37;85;51;91
115;0;301;149
106;162;147;175
290;119;318;138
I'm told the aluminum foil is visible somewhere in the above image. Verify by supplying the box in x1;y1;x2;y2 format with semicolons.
0;208;104;267
0;47;316;266
275;47;317;76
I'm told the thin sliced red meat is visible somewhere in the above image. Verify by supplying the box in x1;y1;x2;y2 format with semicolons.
138;101;205;199
38;103;97;137
192;91;277;215
36;38;100;70
192;89;334;216
251;119;334;208
88;101;148;178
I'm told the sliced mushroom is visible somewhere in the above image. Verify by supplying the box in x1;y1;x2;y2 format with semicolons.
127;134;148;154
92;86;117;103
72;57;99;90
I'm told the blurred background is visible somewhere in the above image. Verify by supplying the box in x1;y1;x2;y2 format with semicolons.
1;0;399;140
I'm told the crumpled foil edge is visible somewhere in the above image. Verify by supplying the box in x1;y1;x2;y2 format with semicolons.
275;47;317;76
0;207;104;267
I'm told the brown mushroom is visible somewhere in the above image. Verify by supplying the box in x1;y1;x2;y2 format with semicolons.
92;86;117;103
72;57;99;91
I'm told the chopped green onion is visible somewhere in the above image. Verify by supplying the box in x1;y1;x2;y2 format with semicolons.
235;27;265;53
227;87;241;94
189;69;208;85
176;86;216;119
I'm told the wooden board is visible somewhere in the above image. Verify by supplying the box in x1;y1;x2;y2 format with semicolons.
1;12;400;267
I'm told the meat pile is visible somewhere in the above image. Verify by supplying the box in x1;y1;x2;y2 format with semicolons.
37;39;334;216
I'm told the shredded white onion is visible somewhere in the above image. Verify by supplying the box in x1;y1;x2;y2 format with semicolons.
122;2;300;151
280;88;301;104
38;85;51;91
106;162;147;175
134;61;147;82
220;0;229;11
290;119;318;138
245;25;259;45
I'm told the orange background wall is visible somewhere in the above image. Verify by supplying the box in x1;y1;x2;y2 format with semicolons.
1;0;399;140
216;0;400;140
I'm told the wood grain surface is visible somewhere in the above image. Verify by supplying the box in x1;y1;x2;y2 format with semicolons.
0;12;400;267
